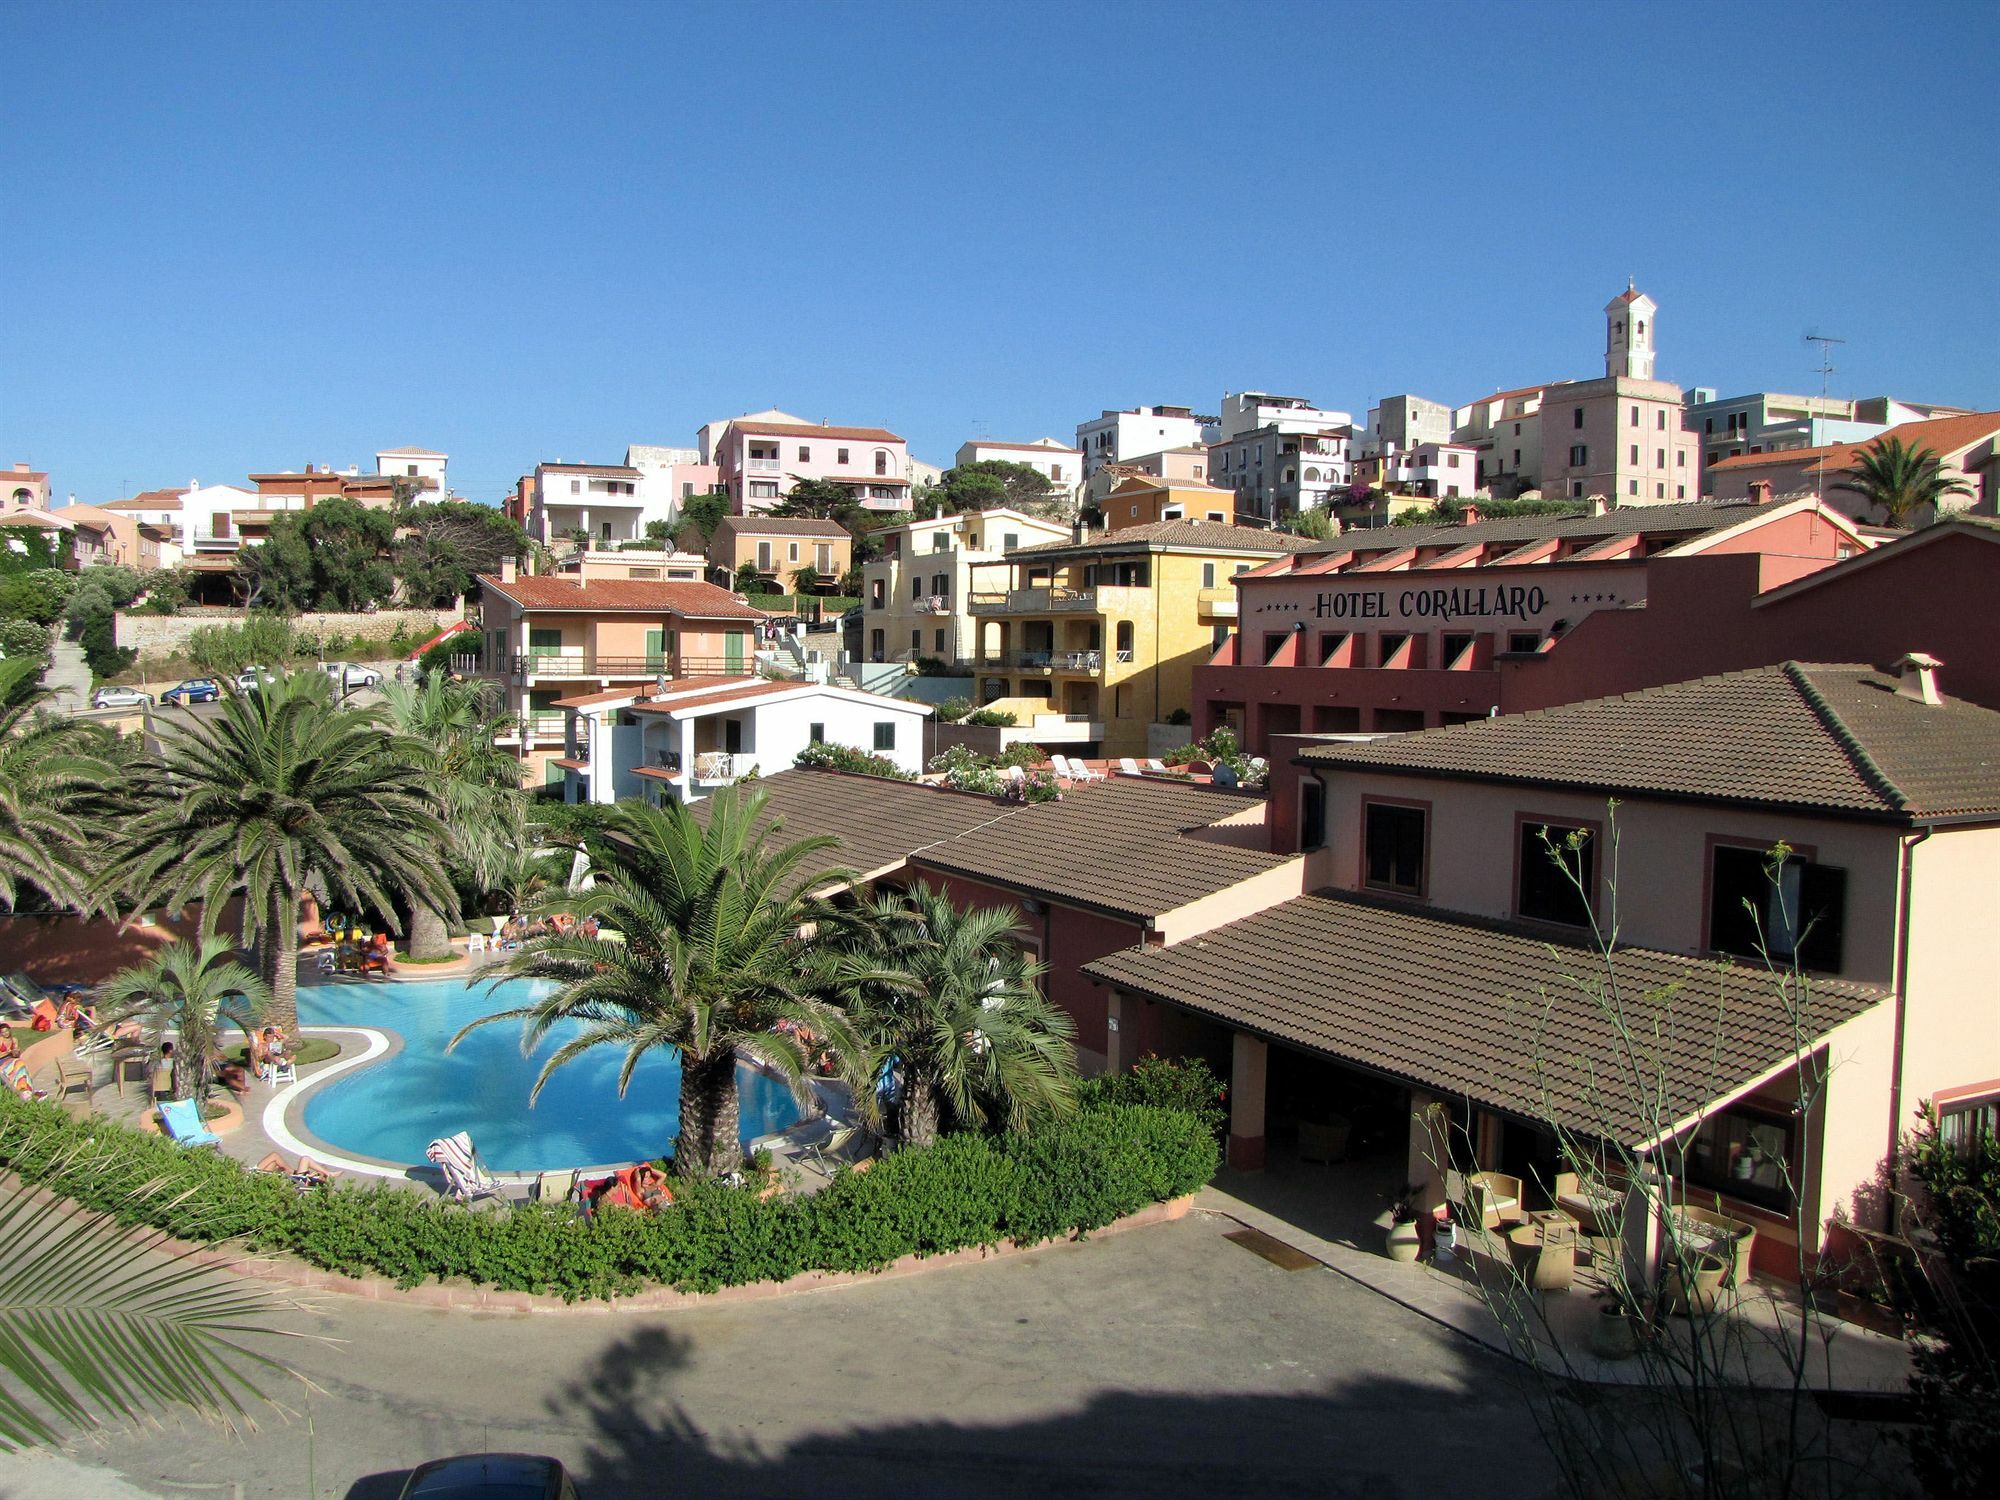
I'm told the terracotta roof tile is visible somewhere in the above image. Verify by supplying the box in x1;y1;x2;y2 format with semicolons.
912;778;1290;920
476;574;764;619
1298;661;2000;821
713;517;853;538
1010;520;1317;560
734;422;905;443
1085;893;1885;1144
1709;410;2000;474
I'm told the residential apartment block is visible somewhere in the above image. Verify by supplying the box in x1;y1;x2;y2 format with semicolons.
1685;391;1969;493
964;519;1315;757
1075;405;1221;479
626;444;718;524
707;515;852;591
530;462;648;547
710;413;911;514
471;559;764;786
1209;426;1353;522
1099;476;1235;532
1452;382;1565;497
861;506;1070;665
4;464;50;508
1359;394;1452;456
1707;409;2000;522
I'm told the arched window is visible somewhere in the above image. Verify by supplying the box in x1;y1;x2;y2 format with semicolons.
874;450;890;475
1303;467;1322;483
1613;319;1624;339
1637;320;1646;338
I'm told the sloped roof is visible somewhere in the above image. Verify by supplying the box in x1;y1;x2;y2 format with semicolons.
1288;499;1773;566
1298;661;2000;823
714;516;853;538
911;778;1292;921
537;462;643;477
1009;520;1317;561
734;421;904;443
101;489;184;511
1709;410;2000;474
476;574;764;619
1085;893;1886;1145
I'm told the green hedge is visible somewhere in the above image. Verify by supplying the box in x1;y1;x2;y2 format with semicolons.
0;1094;1214;1302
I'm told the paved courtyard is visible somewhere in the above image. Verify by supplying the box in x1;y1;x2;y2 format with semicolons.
0;1213;1557;1500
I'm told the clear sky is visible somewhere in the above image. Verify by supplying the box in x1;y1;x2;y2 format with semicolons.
4;1;1995;506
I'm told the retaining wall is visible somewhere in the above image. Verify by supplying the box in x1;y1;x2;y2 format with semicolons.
115;608;460;657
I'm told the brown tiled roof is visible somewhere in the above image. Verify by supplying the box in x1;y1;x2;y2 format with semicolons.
4;471;49;485
714;517;853;538
476;574;764;619
1009;520;1317;561
687;769;1029;889
1709;411;2000;474
1288;499;1772;567
1299;662;2000;822
1085;893;1886;1144
102;489;183;511
912;778;1290;920
628;681;796;714
735;422;904;443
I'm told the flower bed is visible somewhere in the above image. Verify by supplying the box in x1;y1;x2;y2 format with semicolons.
0;1090;1216;1302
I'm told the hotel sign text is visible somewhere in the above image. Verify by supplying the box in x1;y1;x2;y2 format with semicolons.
1311;584;1550;623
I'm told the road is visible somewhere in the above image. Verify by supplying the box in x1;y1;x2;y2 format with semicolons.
0;1214;1555;1500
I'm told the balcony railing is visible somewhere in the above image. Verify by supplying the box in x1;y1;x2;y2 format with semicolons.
1197;586;1239;617
746;457;782;472
968;586;1098;615
975;649;1102;673
503;654;739;678
497;712;568;744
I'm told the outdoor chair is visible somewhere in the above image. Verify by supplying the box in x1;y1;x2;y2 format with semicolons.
1118;757;1142;776
802;1120;875;1179
259;1051;298;1087
1446;1169;1525;1232
110;1042;153;1097
157;1097;220;1149
426;1130;506;1205
51;1055;92;1103
1145;758;1168;774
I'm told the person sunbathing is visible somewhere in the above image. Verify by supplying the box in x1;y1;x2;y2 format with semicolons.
3;1058;47;1101
362;932;392;973
255;1152;334;1189
214;1056;251;1095
0;1031;17;1062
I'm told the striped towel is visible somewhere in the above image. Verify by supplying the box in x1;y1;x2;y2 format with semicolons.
425;1131;483;1200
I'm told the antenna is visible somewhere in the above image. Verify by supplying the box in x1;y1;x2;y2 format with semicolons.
1803;330;1845;502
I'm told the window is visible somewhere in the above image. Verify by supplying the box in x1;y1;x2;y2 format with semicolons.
1657;411;1667;430
1676;485;1686;499
1202;562;1216;587
869;580;885;607
1708;844;1847;972
1656;483;1666;499
1655;449;1665;468
931;573;947;596
1447;452;1460;468
910;630;920;653
758;542;772;570
1212;622;1232;651
935;629;946;652
1116;620;1134;660
1113;684;1128;717
1569;445;1588;466
1363;801;1426;895
1517;820;1595;927
570;479;581;494
749;481;778;499
1003;532;1018;551
1571;482;1584;497
1681;1102;1797;1212
1300;777;1326;851
1263;632;1287;665
1441;631;1475;665
837;447;849;464
1629;406;1640;427
798;446;811;463
1573;407;1584;429
788;542;800;562
911;575;923;601
1508;631;1541;653
1630;444;1640;464
1320;631;1351;666
875;451;890;475
873;722;896;751
809;722;825;744
1628;480;1639;495
682;482;694;499
1940;1093;2000;1155
1677;450;1687;467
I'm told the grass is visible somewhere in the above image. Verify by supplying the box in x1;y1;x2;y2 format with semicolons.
222;1037;340;1068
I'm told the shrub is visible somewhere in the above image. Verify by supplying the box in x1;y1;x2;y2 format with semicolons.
1081;1054;1227;1136
0;618;50;660
963;708;1017;727
911;656;954;677
1164;707;1192;726
0;1090;1214;1302
793;742;915;780
934;696;973;723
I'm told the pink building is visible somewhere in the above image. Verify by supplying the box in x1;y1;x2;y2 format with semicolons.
4;464;50;509
1536;287;1702;504
711;416;911;514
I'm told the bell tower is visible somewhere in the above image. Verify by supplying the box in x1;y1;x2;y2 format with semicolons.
1605;280;1657;380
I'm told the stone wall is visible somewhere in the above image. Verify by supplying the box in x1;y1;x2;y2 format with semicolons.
115;608;460;659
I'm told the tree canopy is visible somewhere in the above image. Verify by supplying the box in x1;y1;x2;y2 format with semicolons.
395;501;529;607
920;459;1067;518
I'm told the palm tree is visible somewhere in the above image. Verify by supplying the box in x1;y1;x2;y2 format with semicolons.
0;1174;295;1452
455;788;860;1178
99;671;453;1036
98;937;267;1101
380;673;525;959
825;882;1077;1146
1829;437;1973;527
0;660;120;916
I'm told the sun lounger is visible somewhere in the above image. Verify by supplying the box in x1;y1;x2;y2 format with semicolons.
803;1119;876;1178
255;1152;335;1190
158;1097;220;1149
1145;758;1168;774
1118;757;1141;775
426;1130;505;1205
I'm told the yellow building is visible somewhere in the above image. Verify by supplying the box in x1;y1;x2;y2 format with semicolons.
967;520;1316;757
1098;475;1237;531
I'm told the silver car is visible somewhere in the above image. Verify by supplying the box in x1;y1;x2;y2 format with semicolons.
321;661;383;691
90;685;152;710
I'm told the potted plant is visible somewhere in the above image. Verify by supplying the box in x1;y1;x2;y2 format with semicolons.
1382;1182;1422;1263
1590;1288;1646;1360
1662;1251;1730;1316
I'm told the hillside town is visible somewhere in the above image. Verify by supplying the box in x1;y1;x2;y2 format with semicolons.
4;4;1998;1496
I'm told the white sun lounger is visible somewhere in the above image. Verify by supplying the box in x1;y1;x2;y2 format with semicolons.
1118;757;1141;775
426;1131;505;1205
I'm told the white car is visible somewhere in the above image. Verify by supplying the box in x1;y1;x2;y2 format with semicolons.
235;666;274;692
90;685;152;710
321;661;383;691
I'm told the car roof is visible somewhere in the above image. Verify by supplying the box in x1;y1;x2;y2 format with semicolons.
402;1451;561;1498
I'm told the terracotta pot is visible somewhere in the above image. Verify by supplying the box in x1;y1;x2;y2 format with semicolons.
1385;1219;1422;1263
1663;1253;1729;1316
1590;1306;1641;1360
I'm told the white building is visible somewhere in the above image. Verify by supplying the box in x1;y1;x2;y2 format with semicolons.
955;438;1083;500
374;447;449;497
625;444;719;527
531;462;647;547
1075;405;1221;478
1217;392;1353;442
1357;440;1481;499
1209;427;1354;522
861;506;1071;665
1359;395;1453;457
554;676;932;805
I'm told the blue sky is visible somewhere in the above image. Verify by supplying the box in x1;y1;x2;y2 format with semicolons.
4;1;1995;506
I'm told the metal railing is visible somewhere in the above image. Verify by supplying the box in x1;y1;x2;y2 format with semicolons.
502;654;741;678
968;586;1098;614
973;650;1103;673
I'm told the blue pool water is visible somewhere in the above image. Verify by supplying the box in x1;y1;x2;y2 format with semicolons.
299;978;803;1172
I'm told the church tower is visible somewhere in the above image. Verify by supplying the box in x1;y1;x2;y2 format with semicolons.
1605;281;1657;380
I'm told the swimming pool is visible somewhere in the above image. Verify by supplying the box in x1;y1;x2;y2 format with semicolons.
298;977;804;1172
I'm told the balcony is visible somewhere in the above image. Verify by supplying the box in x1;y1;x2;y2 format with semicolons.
975;649;1103;674
495;712;567;746
968;586;1098;615
746;457;782;472
502;654;739;679
1197;586;1238;618
187;533;243;553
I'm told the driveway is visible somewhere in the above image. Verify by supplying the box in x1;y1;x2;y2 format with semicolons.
40;636;92;713
0;1214;1554;1500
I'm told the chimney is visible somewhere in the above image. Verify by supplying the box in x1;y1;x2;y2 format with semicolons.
499;556;517;584
1587;495;1610;517
1461;502;1481;525
1747;480;1773;503
1894;651;1943;706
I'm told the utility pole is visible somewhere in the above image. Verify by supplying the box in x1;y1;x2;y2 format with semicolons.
1804;330;1845;502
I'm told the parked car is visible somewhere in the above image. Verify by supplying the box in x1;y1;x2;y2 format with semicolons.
235;666;274;693
89;685;152;710
159;678;221;706
398;1453;578;1499
321;661;383;691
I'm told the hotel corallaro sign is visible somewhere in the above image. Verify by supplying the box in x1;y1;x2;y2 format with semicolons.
1249;568;1631;629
